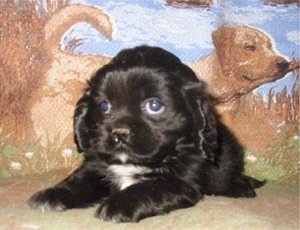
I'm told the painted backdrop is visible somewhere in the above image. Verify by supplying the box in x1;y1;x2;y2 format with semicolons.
0;0;299;184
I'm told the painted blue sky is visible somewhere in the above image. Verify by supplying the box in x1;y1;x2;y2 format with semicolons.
66;0;299;94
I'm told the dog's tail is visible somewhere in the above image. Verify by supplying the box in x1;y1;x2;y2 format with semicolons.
44;4;113;54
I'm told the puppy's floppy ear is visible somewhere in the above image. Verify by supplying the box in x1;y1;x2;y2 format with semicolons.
73;91;91;153
212;24;235;77
182;83;218;162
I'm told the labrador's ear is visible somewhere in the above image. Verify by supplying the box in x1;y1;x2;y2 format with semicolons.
73;91;91;153
182;83;219;163
212;25;236;77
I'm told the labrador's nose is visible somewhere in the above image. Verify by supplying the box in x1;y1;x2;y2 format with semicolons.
276;58;289;72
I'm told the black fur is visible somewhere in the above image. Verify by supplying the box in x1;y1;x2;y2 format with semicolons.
28;45;265;222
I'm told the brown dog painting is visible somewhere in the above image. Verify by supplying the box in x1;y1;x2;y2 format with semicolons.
189;24;298;121
28;4;113;146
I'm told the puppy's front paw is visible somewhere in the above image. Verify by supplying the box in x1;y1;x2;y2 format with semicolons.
28;187;73;212
96;195;145;223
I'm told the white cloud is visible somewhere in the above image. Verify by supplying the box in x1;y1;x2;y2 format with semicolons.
220;5;270;24
108;4;215;49
69;0;89;4
287;30;300;46
218;3;290;25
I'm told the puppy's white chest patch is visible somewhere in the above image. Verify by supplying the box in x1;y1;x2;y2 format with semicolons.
108;164;152;191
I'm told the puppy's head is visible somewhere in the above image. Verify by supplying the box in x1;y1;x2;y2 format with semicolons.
73;46;216;163
212;24;291;102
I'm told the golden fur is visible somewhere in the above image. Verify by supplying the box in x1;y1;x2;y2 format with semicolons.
189;24;297;122
28;4;112;145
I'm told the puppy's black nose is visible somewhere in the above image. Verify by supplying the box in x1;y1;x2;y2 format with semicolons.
111;126;131;144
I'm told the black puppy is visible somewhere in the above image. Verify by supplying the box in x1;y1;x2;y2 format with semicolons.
28;45;265;222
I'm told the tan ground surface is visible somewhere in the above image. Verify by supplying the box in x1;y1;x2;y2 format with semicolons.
0;171;298;230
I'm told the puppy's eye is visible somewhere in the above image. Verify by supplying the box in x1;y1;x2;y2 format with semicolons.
144;98;165;115
98;100;111;113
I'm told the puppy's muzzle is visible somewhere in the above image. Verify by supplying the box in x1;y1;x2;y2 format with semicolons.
112;125;131;144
